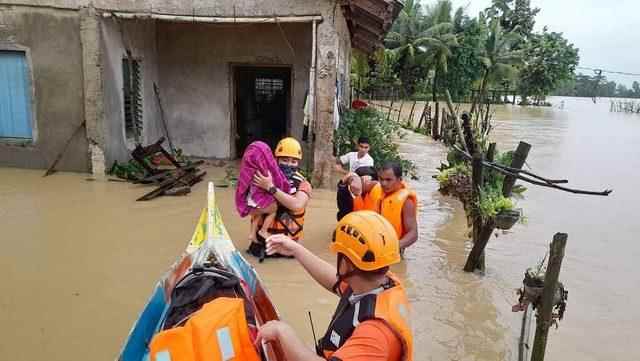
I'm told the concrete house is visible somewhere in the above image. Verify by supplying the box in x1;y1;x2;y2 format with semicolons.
0;0;401;186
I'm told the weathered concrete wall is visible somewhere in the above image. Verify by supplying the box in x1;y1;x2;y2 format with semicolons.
156;21;311;159
1;0;347;179
311;2;351;186
0;1;331;15
0;5;88;171
100;17;162;166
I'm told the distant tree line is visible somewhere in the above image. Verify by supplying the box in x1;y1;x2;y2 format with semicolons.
553;74;640;99
352;0;580;106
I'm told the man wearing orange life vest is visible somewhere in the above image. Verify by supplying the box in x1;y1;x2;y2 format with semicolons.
256;211;413;361
351;162;418;251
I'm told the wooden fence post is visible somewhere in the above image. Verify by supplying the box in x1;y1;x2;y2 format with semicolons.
503;142;532;197
407;101;417;127
487;142;496;162
396;100;405;123
464;151;491;272
531;233;568;361
386;98;395;122
432;115;439;140
417;103;428;130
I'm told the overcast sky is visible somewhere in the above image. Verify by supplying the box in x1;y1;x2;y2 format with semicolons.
447;0;640;86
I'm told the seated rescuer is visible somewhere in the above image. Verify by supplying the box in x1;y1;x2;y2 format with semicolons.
352;162;418;251
250;137;312;257
256;211;413;361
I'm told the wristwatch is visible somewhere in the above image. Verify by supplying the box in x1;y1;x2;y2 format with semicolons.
268;186;278;195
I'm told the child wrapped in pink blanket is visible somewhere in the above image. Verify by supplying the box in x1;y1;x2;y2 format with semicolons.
235;141;291;242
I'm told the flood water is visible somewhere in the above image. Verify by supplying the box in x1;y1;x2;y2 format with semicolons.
1;96;638;361
398;96;640;361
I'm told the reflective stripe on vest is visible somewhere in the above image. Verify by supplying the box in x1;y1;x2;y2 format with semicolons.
261;172;306;241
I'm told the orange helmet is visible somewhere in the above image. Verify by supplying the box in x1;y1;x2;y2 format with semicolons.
275;137;302;160
330;211;400;271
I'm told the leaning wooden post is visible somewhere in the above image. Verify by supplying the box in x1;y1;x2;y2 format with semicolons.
440;108;447;139
407;100;417;127
431;109;439;140
386;98;395;122
464;152;491;272
531;233;568;361
486;142;496;162
503;142;532;197
396;100;405;123
417;103;428;130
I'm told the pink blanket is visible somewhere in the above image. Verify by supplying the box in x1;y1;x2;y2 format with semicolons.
235;141;291;217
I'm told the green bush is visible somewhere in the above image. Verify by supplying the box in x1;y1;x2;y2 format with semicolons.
477;187;515;220
335;107;417;178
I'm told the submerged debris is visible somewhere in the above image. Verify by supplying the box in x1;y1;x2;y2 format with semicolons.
108;137;206;201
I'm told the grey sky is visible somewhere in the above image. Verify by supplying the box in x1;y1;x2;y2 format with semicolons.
447;0;640;86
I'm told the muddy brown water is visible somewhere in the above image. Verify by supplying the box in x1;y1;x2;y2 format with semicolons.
1;96;638;360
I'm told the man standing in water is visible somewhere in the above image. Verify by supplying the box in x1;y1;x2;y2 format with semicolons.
349;162;418;252
256;211;413;361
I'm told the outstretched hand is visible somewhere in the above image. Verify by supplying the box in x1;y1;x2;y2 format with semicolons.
265;234;299;257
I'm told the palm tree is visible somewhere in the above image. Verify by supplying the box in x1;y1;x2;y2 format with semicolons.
350;51;370;98
471;19;523;114
384;0;432;96
408;1;458;132
386;1;458;99
418;21;458;130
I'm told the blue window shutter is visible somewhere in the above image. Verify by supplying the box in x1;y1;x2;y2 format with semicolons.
0;51;33;139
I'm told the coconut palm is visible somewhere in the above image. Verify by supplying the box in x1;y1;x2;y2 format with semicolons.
386;0;458;100
471;18;523;114
419;21;458;126
384;0;432;95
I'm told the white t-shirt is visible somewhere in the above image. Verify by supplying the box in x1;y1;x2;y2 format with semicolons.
339;152;374;173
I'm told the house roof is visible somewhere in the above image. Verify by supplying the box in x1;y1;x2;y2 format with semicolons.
341;0;403;54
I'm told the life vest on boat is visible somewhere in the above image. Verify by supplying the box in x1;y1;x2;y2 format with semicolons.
149;298;261;361
354;183;417;238
318;273;413;361
260;171;306;241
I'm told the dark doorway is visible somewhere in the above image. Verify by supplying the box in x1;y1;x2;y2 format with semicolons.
234;66;291;156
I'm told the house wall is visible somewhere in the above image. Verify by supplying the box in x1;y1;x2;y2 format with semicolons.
99;18;163;167
156;21;311;159
0;0;351;180
0;5;88;171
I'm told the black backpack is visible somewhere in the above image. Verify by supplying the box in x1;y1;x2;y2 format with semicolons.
162;265;256;330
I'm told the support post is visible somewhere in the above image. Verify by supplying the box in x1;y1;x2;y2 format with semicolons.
396;100;405;123
308;19;317;141
531;233;568;361
486;142;497;162
503;142;532;197
417;103;428;130
407;101;417;127
432;113;439;140
386;98;395;122
464;151;489;272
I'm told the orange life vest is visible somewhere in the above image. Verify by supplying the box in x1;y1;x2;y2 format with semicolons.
354;183;417;238
318;273;413;361
149;298;260;361
260;172;306;241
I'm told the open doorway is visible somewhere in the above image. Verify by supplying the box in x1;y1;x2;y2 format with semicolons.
234;66;291;156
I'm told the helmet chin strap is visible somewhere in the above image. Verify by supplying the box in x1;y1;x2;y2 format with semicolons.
332;254;361;295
